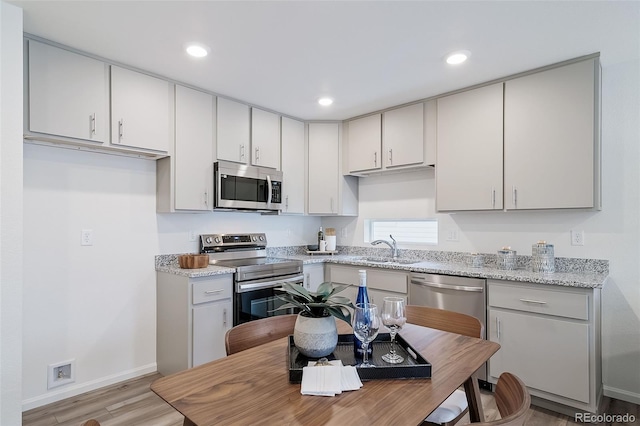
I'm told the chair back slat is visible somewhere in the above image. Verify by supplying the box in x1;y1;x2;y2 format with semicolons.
225;314;298;355
405;305;483;338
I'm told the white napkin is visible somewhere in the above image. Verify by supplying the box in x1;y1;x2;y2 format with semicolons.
300;360;363;396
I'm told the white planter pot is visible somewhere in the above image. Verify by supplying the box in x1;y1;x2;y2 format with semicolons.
293;313;338;358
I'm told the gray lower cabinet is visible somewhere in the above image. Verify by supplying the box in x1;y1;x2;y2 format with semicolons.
487;280;601;414
157;272;233;376
303;263;325;292
326;265;408;305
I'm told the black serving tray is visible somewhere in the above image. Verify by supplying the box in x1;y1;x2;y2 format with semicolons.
288;333;432;383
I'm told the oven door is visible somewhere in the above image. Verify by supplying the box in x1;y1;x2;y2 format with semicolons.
234;274;303;325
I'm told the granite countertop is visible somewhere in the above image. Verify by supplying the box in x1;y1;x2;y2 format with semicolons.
156;250;608;288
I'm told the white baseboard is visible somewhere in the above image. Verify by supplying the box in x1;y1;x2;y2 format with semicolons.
22;363;157;411
603;385;640;405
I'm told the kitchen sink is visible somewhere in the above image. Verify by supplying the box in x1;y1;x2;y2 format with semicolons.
362;257;420;265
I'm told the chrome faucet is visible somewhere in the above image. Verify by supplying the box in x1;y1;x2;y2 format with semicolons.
371;234;398;260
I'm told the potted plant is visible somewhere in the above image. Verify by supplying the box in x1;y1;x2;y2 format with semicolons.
275;281;354;358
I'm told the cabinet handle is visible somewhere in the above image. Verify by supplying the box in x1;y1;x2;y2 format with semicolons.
491;188;496;208
285;195;289;211
90;113;96;136
223;308;228;327
512;186;518;208
205;289;224;295
374;151;377;167
118;119;124;140
240;144;245;160
519;298;547;305
388;148;393;165
204;191;208;207
255;146;260;162
496;316;501;341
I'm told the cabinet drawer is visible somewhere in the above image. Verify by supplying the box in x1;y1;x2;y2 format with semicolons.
489;282;589;320
192;276;232;305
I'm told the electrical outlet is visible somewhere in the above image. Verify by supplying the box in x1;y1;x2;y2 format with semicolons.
446;230;459;242
188;230;197;242
340;228;347;238
571;230;585;246
48;359;75;389
81;229;93;246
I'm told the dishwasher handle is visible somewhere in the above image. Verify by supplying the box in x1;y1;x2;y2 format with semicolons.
410;276;484;292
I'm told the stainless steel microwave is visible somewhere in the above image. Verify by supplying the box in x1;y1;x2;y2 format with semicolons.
214;161;282;212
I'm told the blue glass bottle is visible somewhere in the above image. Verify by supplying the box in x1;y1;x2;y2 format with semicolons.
354;269;373;359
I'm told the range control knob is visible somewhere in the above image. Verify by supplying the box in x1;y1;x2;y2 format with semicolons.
214;237;221;244
259;235;265;241
205;237;212;244
252;236;258;242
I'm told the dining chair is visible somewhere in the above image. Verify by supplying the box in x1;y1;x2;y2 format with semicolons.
473;372;531;426
225;314;298;355
404;305;483;426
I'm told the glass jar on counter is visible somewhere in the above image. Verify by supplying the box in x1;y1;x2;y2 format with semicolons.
532;241;555;273
497;247;517;270
466;253;484;268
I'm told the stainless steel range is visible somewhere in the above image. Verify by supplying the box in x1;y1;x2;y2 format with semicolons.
200;233;303;325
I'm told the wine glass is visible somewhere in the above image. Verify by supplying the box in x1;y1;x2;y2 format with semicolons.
381;297;407;364
353;303;380;368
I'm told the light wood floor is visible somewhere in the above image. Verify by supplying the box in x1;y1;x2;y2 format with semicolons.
23;373;640;426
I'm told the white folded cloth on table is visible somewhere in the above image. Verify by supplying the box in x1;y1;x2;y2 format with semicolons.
300;360;363;396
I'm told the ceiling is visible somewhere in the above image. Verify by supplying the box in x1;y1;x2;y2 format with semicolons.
8;1;640;121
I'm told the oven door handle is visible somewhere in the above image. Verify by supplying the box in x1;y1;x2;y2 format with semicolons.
237;274;303;293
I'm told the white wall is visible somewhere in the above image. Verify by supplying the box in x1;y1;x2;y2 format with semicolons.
21;143;321;409
324;57;640;403
0;2;24;424
22;145;160;409
157;211;320;254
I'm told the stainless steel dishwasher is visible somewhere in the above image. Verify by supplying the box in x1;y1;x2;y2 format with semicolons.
409;273;487;381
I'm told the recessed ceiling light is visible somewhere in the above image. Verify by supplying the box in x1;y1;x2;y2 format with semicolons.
445;50;471;65
185;43;209;58
318;97;333;106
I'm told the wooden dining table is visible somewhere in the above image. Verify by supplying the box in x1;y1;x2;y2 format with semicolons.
151;321;500;426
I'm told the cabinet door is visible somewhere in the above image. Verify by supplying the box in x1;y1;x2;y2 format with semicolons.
383;103;424;168
174;85;214;210
251;108;280;169
28;40;109;143
192;300;232;367
281;117;305;214
348;114;382;173
308;123;339;214
436;83;504;211
505;59;598;209
217;97;250;163
303;264;325;292
488;309;590;403
111;66;170;152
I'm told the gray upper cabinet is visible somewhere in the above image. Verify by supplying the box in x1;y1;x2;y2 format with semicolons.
216;97;250;164
347;114;382;173
436;83;505;211
280;117;305;214
28;40;109;143
250;107;281;169
111;66;170;153
383;103;424;169
504;58;600;210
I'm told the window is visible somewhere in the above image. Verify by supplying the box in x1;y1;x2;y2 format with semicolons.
365;219;438;245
